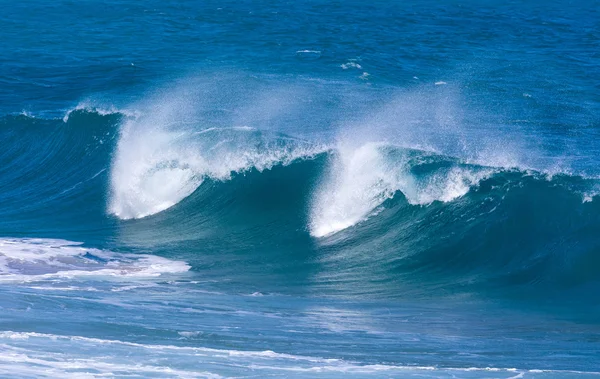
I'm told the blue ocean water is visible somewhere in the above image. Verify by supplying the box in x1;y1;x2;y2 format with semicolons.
1;0;600;377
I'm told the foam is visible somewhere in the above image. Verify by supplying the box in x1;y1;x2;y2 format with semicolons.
0;331;338;362
341;62;362;70
0;348;222;379
0;238;189;282
583;191;599;203
19;110;34;118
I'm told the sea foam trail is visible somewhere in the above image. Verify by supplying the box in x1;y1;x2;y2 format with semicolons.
309;143;492;237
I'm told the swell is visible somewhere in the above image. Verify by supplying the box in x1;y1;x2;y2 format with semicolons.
2;109;600;302
0;110;121;241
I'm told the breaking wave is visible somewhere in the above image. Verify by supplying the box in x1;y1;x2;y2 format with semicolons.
2;106;600;300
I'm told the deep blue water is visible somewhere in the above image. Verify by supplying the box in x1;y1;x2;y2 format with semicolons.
1;1;600;377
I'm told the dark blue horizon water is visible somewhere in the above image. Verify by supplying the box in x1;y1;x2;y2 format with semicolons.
1;1;600;377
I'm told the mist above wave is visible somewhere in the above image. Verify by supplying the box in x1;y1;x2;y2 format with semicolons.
89;73;594;231
107;79;325;220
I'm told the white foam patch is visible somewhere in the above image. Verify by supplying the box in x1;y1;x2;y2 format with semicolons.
583;192;598;203
109;108;324;219
296;50;321;54
310;143;491;237
341;62;362;70
0;331;342;362
0;346;222;378
0;238;189;282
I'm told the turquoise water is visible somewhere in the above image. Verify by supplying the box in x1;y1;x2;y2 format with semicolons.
1;1;600;377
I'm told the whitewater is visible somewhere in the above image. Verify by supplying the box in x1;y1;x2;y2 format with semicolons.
2;0;600;377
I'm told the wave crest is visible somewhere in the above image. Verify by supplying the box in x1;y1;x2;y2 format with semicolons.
309;143;492;237
109;117;324;219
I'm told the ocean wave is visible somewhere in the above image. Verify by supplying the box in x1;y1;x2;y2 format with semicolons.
106;141;600;297
2;107;600;298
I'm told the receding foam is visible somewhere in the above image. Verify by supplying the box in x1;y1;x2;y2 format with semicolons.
109;112;324;219
0;238;189;282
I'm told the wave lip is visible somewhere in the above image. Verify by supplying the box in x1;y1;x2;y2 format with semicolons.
62;101;140;123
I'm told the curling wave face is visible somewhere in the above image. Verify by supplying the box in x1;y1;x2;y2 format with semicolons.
109;121;324;219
